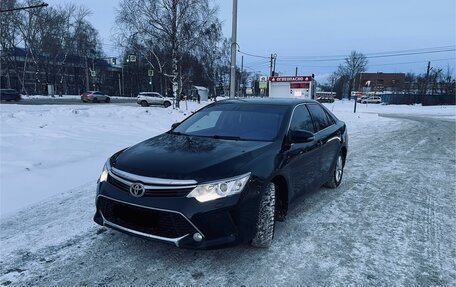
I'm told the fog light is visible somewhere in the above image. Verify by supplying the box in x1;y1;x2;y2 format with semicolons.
193;233;203;242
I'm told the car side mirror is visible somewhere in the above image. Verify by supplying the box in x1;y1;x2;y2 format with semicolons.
288;130;315;143
171;122;180;129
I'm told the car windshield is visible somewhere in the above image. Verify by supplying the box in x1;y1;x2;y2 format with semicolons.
172;102;288;141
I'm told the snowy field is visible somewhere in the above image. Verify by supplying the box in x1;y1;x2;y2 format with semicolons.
0;99;455;286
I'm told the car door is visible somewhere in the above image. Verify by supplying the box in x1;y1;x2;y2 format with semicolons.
306;104;342;186
280;104;322;199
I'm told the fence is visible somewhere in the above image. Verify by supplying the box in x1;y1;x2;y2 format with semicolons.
380;94;455;106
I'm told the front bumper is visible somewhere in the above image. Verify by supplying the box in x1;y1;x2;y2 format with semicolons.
94;175;263;249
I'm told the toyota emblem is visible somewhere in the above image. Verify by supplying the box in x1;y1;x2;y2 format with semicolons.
129;183;145;197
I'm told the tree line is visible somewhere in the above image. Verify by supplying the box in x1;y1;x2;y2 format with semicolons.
1;0;102;95
1;0;242;98
320;51;455;98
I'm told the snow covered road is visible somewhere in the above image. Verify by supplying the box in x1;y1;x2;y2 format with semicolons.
0;102;455;286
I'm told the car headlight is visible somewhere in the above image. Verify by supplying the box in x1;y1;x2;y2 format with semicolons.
187;173;251;202
98;160;111;183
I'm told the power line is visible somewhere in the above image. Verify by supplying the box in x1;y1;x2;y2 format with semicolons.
239;46;455;62
279;48;456;63
237;50;269;59
0;2;48;13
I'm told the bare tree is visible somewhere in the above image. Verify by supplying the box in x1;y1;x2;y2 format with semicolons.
116;0;217;105
337;51;368;99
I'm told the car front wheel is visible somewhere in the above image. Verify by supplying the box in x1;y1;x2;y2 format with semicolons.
251;182;276;248
105;97;110;103
325;152;344;188
163;101;171;108
92;97;98;103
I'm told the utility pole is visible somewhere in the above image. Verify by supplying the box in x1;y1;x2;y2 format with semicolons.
270;54;273;76
229;0;238;99
424;61;431;95
354;73;362;113
272;54;277;75
85;56;89;92
238;55;243;97
295;67;298;76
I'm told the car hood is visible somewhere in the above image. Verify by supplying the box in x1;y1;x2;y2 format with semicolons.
112;133;275;182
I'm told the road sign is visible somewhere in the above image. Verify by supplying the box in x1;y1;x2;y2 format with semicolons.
90;70;96;77
148;70;154;77
259;75;268;89
129;55;136;62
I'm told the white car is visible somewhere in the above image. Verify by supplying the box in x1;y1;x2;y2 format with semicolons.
361;96;382;104
136;92;173;108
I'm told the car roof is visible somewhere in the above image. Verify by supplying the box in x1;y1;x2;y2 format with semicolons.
219;97;319;106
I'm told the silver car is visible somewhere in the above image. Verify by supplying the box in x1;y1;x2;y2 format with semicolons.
80;91;110;103
136;92;173;108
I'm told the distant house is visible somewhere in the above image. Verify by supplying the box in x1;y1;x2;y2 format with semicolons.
354;72;406;93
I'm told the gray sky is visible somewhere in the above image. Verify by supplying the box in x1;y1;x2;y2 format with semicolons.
50;0;455;79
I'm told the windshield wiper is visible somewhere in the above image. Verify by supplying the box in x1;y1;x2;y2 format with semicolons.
210;135;241;140
168;131;187;136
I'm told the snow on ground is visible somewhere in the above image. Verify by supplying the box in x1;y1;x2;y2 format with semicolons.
0;101;203;217
1;99;454;217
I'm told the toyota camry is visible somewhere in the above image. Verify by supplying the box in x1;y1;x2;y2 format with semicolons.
94;98;348;249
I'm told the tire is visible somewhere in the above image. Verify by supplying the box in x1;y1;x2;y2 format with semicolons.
92;97;98;103
140;100;149;107
251;182;276;248
325;151;344;188
105;97;110;103
163;101;171;108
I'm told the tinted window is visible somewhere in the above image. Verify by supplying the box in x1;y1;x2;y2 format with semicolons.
307;104;332;132
173;103;288;141
289;105;315;133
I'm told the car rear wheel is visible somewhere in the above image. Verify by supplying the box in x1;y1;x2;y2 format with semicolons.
163;101;171;108
105;97;110;103
251;182;276;248
140;100;149;107
325;152;344;188
93;97;98;103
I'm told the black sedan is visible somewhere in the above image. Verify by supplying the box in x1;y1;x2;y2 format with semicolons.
0;89;21;102
94;98;348;249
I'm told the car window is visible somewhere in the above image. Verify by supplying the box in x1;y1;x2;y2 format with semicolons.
173;104;288;141
307;104;332;132
186;111;222;133
289;105;315;133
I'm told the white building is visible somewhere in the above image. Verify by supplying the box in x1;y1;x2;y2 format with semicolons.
269;75;315;99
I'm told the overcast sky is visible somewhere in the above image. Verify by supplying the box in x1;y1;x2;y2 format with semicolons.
49;0;455;79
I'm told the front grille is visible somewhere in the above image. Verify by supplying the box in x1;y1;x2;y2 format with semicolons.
98;196;197;238
107;174;194;197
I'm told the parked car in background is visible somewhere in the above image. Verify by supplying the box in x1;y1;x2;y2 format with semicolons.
136;92;173;108
0;89;21;102
316;96;335;103
361;96;382;104
94;98;348;249
80;91;110;103
357;96;367;103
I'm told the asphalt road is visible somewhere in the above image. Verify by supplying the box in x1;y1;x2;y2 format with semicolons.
1;97;137;106
0;114;455;286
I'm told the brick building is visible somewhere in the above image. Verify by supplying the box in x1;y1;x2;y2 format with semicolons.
354;72;406;93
